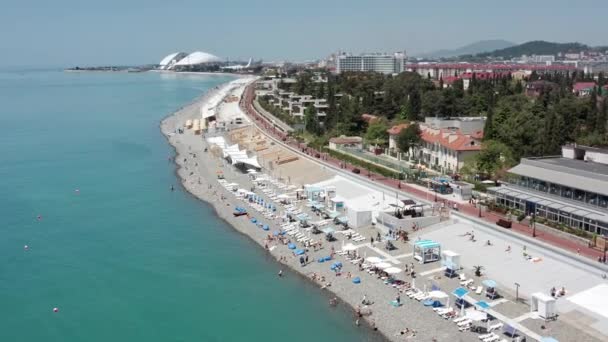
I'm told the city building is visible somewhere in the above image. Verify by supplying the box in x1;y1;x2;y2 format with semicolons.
388;117;485;173
407;63;576;80
573;82;597;97
335;52;407;75
525;80;556;97
488;145;608;236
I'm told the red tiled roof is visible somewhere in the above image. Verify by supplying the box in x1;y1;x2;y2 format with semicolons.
420;128;482;151
361;113;379;123
573;82;596;92
387;123;409;136
329;136;362;144
442;76;459;84
471;130;484;139
459;72;511;80
406;63;576;72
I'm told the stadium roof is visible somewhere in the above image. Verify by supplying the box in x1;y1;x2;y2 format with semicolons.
174;51;222;66
159;52;183;66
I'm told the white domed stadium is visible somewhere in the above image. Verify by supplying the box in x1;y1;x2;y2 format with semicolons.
158;52;187;70
172;51;222;68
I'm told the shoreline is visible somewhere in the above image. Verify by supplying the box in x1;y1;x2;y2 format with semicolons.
160;80;390;341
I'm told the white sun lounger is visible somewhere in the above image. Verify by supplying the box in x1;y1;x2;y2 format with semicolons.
457;319;472;327
475;286;483;295
461;279;473;287
483;335;499;342
488;323;503;332
452;317;468;323
479;332;495;340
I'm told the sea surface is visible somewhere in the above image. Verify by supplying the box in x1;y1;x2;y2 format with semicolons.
0;70;377;341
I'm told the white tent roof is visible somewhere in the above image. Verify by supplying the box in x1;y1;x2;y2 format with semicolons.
174;51;221;66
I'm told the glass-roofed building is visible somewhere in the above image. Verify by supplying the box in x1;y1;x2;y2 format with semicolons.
488;145;608;236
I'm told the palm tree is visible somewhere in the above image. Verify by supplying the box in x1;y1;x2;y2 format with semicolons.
473;265;484;277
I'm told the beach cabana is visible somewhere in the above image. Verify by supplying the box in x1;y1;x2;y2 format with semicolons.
413;239;441;264
452;287;470;315
530;292;557;320
425;290;449;307
441;250;460;277
327;210;341;219
304;185;323;201
336;216;348;226
482;279;498;299
321;227;335;234
346;206;372;228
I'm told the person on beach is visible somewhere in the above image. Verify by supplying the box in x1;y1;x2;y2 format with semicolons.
278;269;283;277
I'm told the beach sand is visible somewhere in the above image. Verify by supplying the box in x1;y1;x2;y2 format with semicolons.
160;80;480;342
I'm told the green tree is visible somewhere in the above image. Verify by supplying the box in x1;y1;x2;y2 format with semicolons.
421;90;444;117
364;119;389;146
304;105;320;135
473;140;515;179
396;124;421;154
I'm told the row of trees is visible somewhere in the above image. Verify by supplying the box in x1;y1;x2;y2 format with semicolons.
277;69;608;177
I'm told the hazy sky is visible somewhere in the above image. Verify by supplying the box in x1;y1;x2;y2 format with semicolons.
1;0;606;67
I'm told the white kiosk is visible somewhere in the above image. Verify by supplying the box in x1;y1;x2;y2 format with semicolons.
441;250;461;277
530;292;557;320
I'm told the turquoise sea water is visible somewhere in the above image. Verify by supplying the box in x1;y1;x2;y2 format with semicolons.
0;70;378;341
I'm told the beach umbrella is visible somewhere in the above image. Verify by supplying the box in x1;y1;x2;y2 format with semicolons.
375;262;393;269
288;243;296;250
352;277;361;284
295;249;305;255
452;287;469;316
475;300;491;310
273;231;279;236
262;224;269;231
250;218;257;223
540;338;559;342
342;243;357;251
428;291;448;299
365;256;383;264
384;267;403;274
482;279;497;288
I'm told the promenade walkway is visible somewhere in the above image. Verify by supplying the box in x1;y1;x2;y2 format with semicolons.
240;83;605;262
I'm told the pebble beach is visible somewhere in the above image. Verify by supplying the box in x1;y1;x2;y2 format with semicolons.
160;79;484;342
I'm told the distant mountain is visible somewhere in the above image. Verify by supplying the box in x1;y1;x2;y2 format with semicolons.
476;40;590;58
416;40;515;59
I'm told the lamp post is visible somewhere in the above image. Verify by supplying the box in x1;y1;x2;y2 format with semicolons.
514;282;520;303
532;212;537;238
478;201;482;218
